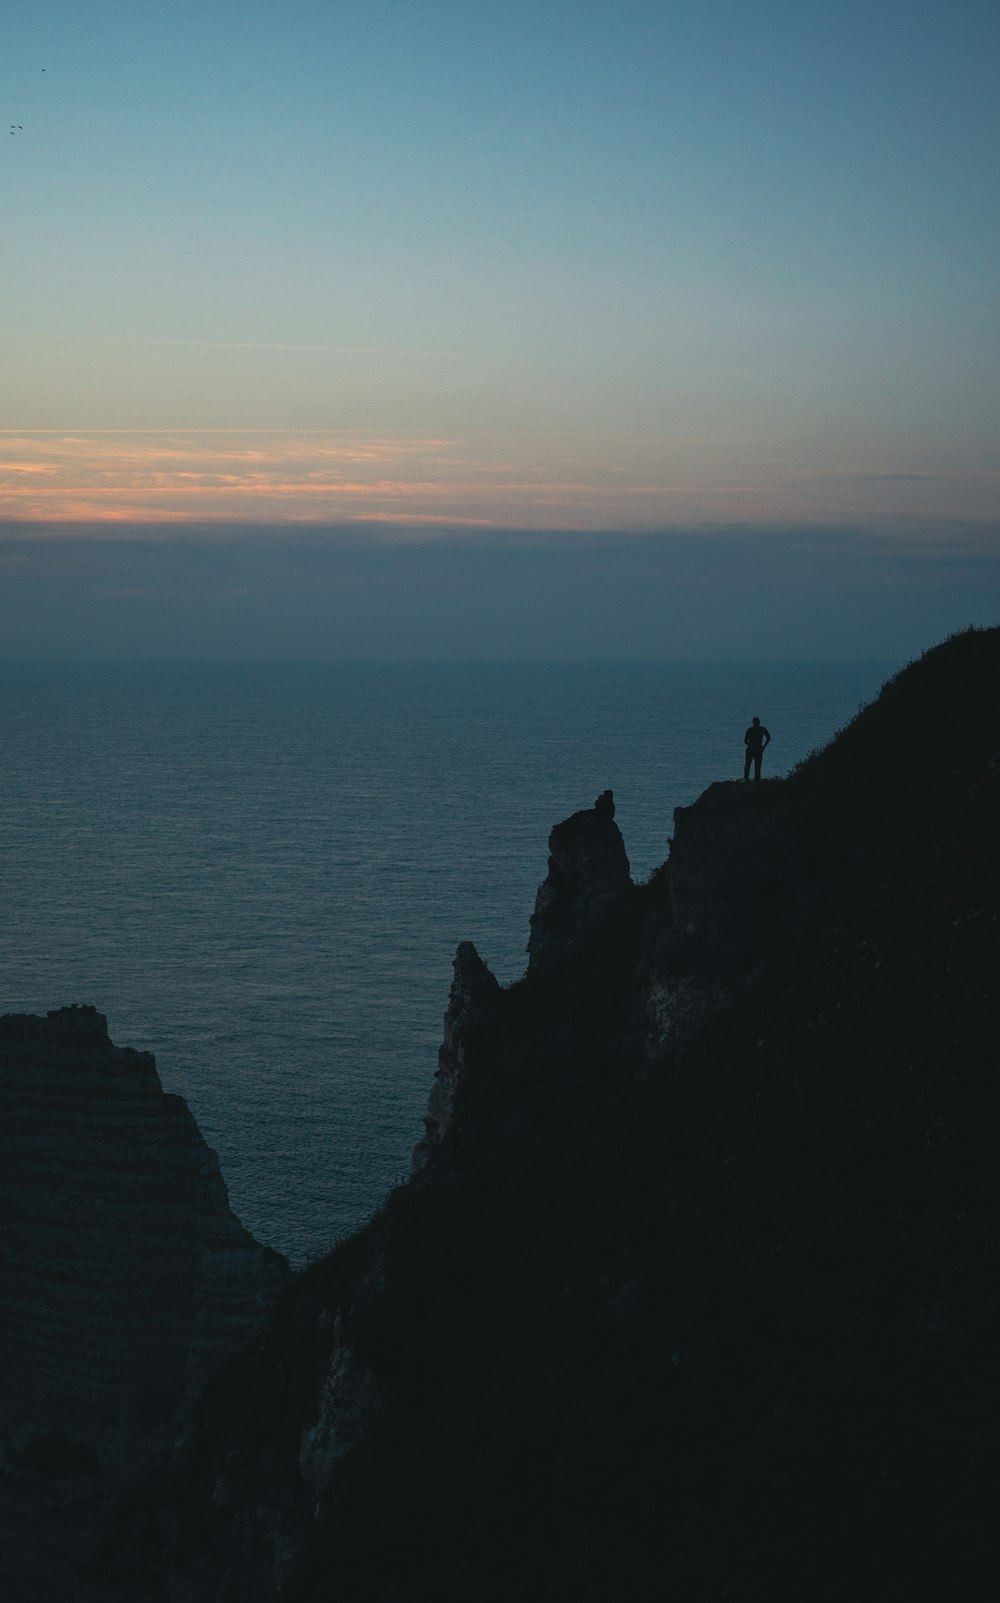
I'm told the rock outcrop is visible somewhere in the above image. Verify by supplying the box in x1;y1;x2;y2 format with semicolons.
640;779;804;1049
668;782;800;951
0;1006;289;1602
413;941;501;1170
526;787;631;974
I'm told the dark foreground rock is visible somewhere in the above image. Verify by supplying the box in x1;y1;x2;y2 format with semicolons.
0;1006;289;1601
23;628;1000;1601
527;787;631;974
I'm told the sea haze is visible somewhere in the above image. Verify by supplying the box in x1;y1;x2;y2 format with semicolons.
0;660;889;1264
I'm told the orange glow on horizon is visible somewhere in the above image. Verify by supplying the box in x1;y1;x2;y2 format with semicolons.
1;430;993;533
0;430;712;528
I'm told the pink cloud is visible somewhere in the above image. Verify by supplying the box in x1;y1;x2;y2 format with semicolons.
2;430;995;531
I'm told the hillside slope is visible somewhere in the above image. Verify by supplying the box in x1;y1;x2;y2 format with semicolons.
104;627;1000;1602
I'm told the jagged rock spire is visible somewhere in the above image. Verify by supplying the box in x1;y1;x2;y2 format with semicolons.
527;790;632;976
413;941;501;1169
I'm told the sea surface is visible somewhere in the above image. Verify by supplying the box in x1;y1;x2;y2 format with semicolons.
0;660;891;1265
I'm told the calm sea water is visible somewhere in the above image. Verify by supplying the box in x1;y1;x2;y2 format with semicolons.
0;661;890;1264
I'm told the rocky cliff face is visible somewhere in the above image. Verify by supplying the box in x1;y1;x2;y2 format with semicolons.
0;1006;289;1602
413;940;501;1170
526;788;631;974
40;629;1000;1601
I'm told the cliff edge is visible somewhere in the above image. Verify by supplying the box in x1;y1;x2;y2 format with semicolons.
77;629;1000;1599
0;1006;289;1602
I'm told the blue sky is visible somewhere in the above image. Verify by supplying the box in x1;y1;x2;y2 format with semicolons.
1;0;997;654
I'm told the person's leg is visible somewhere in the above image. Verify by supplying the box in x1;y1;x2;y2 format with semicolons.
744;748;752;781
753;750;762;781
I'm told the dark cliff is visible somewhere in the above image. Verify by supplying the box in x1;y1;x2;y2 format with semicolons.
52;630;1000;1598
526;787;631;975
0;1006;289;1601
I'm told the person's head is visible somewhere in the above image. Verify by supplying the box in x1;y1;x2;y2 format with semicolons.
752;716;760;726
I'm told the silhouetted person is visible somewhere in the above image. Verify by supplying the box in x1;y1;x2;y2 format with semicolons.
743;716;771;782
594;789;615;819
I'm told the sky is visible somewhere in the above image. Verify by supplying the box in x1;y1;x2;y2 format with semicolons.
1;0;998;658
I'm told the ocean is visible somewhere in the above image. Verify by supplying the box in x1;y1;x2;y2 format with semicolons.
0;659;891;1265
